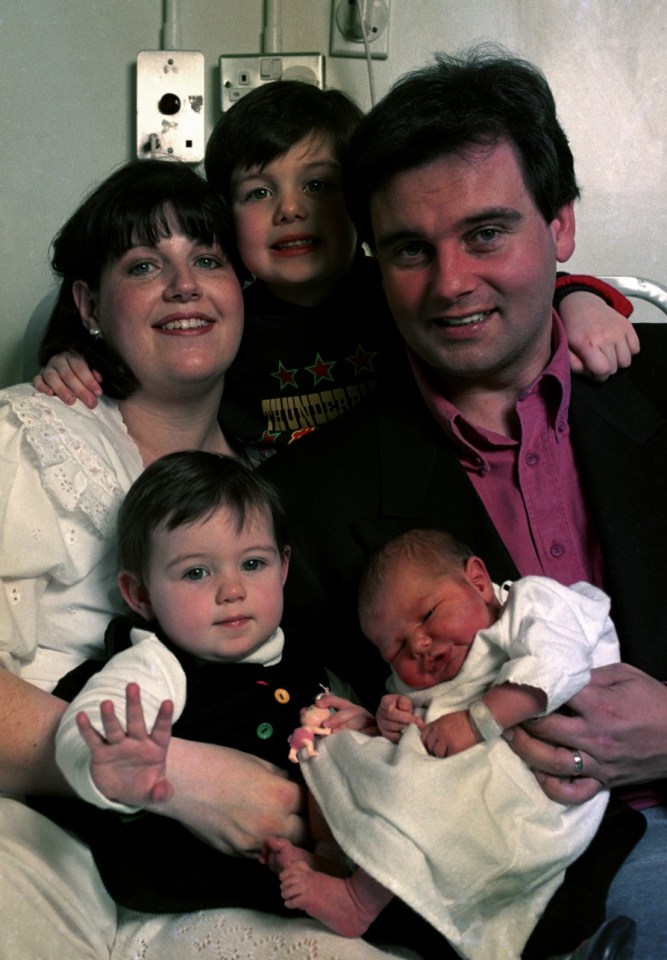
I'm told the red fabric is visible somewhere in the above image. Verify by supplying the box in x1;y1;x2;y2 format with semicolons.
555;274;634;318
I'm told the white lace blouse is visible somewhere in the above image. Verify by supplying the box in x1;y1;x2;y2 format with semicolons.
0;384;143;690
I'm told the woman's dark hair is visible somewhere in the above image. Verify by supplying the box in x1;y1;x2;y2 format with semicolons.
118;450;290;580
345;45;580;247
204;81;363;200
39;160;244;399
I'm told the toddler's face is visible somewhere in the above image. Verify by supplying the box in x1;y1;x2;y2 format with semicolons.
230;134;357;306
361;556;497;689
137;505;288;662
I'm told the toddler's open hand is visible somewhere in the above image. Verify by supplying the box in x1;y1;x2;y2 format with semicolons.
76;681;174;807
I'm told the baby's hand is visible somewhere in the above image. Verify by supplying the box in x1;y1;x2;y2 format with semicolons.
316;694;377;736
421;710;478;758
377;694;423;743
33;350;102;408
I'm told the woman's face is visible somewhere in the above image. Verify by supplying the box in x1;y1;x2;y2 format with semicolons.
74;221;244;399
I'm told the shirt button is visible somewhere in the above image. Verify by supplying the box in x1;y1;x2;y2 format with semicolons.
256;722;273;740
274;688;290;704
550;542;565;558
525;452;539;466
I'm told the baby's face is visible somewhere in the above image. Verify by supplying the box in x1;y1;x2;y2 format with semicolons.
230;133;357;306
142;505;288;662
361;557;497;689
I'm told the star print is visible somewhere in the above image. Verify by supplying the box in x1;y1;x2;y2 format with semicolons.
305;353;336;385
270;361;299;390
347;343;378;376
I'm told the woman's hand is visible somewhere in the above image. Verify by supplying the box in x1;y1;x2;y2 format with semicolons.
560;292;639;382
156;738;307;857
505;663;667;804
33;351;102;409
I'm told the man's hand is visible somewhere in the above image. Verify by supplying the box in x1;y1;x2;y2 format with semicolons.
421;709;478;758
505;663;667;804
560;291;639;382
33;351;102;408
376;693;423;743
76;682;174;806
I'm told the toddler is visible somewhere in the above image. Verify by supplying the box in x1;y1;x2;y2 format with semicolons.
49;451;369;913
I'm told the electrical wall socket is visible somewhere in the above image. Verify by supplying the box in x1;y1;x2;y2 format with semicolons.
331;0;390;59
136;50;205;162
219;53;324;111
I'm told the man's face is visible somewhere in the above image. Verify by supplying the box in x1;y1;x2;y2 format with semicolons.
370;140;575;394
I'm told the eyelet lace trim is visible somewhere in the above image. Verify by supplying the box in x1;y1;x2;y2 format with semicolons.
116;908;419;960
9;392;131;539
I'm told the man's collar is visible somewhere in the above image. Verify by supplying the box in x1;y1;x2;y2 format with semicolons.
409;311;571;470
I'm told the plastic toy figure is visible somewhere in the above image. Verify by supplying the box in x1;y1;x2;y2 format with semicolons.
288;703;332;763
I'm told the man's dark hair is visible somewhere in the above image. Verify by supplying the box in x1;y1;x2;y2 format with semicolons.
39;160;243;400
117;451;289;581
205;80;363;200
344;44;580;247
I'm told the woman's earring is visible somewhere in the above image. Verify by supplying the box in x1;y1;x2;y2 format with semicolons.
88;327;103;339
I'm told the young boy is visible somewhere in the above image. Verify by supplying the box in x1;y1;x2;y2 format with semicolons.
35;82;637;460
267;529;633;960
48;451;370;914
207;81;409;459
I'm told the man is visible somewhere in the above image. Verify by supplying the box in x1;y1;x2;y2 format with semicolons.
261;46;667;959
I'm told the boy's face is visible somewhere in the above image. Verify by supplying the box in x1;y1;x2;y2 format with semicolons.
230;134;357;307
361;556;497;689
124;505;288;662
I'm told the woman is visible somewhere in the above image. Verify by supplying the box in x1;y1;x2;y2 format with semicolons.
0;161;336;960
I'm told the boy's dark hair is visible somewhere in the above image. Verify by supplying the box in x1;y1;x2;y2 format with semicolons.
204;81;363;200
344;44;580;247
39;160;243;400
118;451;289;580
358;528;474;614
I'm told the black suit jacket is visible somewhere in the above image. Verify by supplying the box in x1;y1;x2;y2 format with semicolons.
262;323;667;706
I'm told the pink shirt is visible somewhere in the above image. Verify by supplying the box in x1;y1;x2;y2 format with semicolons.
411;313;605;588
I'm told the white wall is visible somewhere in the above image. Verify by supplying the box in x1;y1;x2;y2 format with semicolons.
1;0;664;388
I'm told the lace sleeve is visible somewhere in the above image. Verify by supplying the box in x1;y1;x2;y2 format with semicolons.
0;386;142;682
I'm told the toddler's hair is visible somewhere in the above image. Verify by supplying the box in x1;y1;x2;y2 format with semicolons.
118;451;289;580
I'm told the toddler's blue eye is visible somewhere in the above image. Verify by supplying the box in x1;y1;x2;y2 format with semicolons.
184;567;208;581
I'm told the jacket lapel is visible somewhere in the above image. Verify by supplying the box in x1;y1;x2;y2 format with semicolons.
571;370;667;674
352;386;519;583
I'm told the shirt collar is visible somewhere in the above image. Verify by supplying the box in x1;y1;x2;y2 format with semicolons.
409;311;572;472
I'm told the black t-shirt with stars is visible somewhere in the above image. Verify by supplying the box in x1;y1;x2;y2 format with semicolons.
220;252;408;461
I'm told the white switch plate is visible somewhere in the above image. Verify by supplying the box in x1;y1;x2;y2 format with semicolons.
331;0;390;59
136;50;205;162
219;53;324;111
